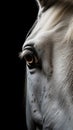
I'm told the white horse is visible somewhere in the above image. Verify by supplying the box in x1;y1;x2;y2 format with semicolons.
20;0;73;130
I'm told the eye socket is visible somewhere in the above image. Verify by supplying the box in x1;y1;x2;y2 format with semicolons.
25;54;34;65
24;51;39;69
25;54;37;64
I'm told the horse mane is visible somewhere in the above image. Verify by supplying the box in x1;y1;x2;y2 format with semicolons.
36;0;73;8
64;17;73;41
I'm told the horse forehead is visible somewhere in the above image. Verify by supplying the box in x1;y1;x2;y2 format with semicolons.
25;6;68;45
23;5;73;51
32;8;57;33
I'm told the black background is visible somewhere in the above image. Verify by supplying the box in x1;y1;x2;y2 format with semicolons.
15;0;38;129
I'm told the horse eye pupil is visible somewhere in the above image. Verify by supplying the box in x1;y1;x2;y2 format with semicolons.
25;54;34;64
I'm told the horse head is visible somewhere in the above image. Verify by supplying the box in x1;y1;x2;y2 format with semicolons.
20;0;73;130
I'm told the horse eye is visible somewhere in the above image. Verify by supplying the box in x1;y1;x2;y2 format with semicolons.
24;53;38;69
25;54;34;64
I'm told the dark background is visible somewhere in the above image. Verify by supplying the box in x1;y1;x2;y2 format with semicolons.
15;0;38;129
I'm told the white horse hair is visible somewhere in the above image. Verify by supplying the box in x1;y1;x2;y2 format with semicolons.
21;0;73;130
